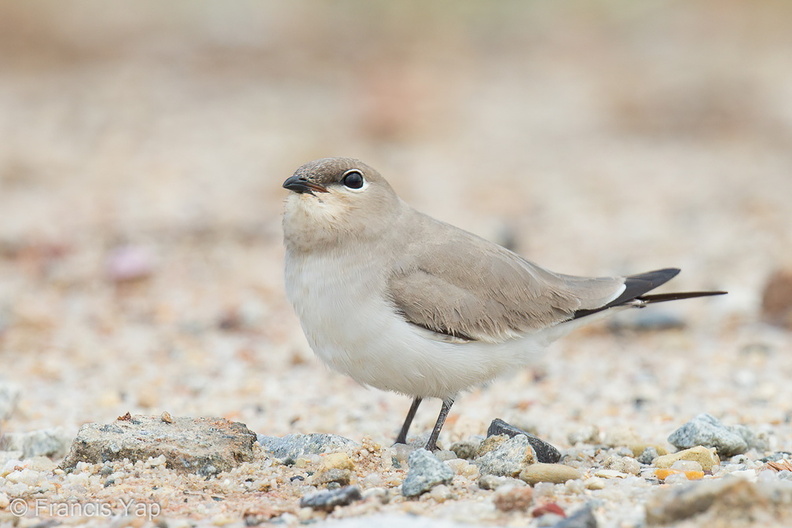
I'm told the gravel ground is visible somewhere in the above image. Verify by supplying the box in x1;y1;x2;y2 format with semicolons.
1;2;792;527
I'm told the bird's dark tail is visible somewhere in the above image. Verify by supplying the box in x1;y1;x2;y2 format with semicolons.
637;291;727;303
573;268;726;320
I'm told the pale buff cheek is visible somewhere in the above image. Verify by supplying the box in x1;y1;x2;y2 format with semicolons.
283;194;351;250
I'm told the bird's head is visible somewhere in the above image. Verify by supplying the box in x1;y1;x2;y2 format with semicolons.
282;158;402;251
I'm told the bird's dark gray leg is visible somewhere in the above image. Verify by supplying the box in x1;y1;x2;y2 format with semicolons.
395;397;422;445
425;397;455;451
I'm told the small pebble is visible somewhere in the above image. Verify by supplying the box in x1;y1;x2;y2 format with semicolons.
401;449;454;497
450;439;481;460
478;474;526;490
493;485;534;512
654;446;719;471
360;473;383;487
520;463;582;485
429;484;454;502
476;434;536;477
488;419;561;463
362;487;389;503
532;482;556;499
663;472;694;484
670;460;703;472
603;455;641;475
564;478;585;494
299;486;362;512
312;468;352;487
637;447;659;465
593;469;628;479
532;502;566;518
446;458;479;479
319;452;355;471
584;477;606;490
627;444;668;458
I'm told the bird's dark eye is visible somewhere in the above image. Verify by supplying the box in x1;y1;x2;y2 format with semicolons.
341;170;364;189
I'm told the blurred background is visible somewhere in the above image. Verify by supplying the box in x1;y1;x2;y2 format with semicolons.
1;1;791;444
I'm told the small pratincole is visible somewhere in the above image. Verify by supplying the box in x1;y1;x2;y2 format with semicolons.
282;157;726;450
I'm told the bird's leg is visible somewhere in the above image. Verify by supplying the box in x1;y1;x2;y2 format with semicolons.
394;397;422;445
425;397;455;451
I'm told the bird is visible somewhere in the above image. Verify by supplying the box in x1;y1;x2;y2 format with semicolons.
281;157;726;451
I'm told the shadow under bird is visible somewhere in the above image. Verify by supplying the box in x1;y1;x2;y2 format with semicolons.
281;157;726;451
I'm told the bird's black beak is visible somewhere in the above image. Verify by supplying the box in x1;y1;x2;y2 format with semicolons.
283;175;329;195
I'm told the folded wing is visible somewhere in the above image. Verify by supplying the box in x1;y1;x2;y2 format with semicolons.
387;215;627;343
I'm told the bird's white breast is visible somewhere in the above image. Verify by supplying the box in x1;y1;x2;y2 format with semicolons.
284;245;548;399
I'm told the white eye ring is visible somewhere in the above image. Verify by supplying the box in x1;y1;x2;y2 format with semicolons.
341;169;367;191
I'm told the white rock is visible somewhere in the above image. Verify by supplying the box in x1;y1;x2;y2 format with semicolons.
585;477;606;490
6;468;43;486
664;472;692;484
594;469;629;479
671;460;703;472
429;484;454;502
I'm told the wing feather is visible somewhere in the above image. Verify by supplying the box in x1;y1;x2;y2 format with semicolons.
386;213;625;343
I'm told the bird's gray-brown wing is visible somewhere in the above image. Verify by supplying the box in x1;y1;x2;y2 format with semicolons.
386;216;626;343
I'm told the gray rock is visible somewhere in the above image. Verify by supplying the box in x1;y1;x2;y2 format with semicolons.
551;504;598;528
762;452;792;463
0;427;71;459
257;433;358;462
476;434;536;477
300;485;362;512
667;414;748;457
450;439;481;460
637;446;659;465
487;419;561;463
61;414;256;476
402;448;454;497
312;468;352;487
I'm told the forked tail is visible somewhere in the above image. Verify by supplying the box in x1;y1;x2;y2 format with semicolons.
572;268;726;320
